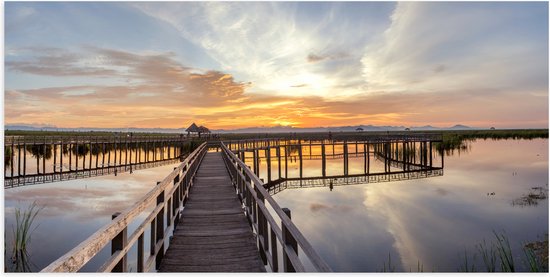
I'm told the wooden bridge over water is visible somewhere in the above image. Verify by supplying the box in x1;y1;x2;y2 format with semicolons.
4;135;195;188
25;134;443;272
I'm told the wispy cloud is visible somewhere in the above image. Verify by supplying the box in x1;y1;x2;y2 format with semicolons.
4;2;548;129
361;2;548;94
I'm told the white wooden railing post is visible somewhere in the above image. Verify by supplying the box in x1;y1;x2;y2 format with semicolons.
111;212;127;272
282;208;297;272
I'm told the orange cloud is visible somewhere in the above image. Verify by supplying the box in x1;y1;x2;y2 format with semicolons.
5;47;548;129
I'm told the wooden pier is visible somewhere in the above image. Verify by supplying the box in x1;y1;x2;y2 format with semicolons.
4;135;199;188
41;141;331;273
159;152;265;272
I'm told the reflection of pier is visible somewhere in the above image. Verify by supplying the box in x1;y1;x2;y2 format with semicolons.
4;158;181;188
224;135;444;184
266;169;444;195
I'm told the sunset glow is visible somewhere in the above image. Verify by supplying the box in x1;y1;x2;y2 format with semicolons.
4;2;548;130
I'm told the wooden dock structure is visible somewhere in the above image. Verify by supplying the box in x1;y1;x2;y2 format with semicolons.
4;135;198;188
41;141;331;273
159;152;265;272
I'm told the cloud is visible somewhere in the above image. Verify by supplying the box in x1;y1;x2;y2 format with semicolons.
4;2;547;129
6;48;117;77
307;52;350;63
362;2;548;94
5;47;253;128
307;54;325;63
133;2;389;99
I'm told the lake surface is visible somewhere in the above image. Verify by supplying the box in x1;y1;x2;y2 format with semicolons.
3;138;548;272
267;139;548;271
4;161;181;272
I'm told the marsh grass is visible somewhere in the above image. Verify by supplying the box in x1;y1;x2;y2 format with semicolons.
476;239;497;272
493;231;515;272
380;232;547;272
381;253;396;272
9;201;43;272
512;186;548;207
460;231;548;272
458;249;476;272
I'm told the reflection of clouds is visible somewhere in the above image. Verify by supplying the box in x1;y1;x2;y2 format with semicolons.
360;139;549;271
267;139;549;271
309;202;354;213
310;202;329;212
5;164;176;222
435;188;448;196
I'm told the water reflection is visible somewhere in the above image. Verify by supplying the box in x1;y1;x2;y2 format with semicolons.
4;163;180;272
271;139;548;271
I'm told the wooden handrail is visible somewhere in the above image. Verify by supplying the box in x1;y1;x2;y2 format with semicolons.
40;142;207;272
222;135;443;150
219;142;332;272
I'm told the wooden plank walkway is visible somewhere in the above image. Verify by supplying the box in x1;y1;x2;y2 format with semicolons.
159;152;266;272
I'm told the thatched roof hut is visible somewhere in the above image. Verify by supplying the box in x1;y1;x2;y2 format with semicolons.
186;123;200;133
198;125;211;134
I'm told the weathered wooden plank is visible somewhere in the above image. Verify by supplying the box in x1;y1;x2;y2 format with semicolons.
159;152;265;272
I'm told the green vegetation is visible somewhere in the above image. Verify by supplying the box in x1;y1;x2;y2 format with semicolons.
380;232;548;272
524;237;548;272
9;202;44;272
512;186;548;207
434;129;548;153
380;253;396;272
459;231;548;272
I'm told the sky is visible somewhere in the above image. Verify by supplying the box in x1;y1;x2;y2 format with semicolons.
4;2;549;130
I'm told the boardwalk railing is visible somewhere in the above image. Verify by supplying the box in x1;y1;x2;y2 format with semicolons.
220;142;332;272
40;142;208;272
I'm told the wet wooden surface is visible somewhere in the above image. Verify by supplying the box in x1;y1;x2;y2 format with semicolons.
159;152;266;272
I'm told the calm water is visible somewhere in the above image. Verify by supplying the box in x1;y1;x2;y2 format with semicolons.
268;139;548;271
3;139;548;272
4;162;181;272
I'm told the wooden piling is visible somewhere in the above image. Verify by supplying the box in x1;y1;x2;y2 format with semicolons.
284;146;288;178
363;143;366;174
367;143;370;174
82;142;86;171
252;149;257;176
298;141;303;179
43;141;46;175
18;143;21;177
321;143;326;177
10;141;15;178
343;141;348;175
266;147;271;183
69;141;72;172
23;142;27;178
277;147;282;179
119;138;123;166
53;143;57;173
42;140;46;176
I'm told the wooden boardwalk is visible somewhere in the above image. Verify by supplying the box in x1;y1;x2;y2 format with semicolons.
159;152;266;272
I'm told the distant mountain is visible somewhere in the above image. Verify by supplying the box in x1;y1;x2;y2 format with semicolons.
213;124;473;133
5;123;474;134
449;124;471;130
4;125;185;133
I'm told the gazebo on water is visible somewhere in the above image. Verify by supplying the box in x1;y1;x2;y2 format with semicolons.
185;123;211;138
